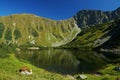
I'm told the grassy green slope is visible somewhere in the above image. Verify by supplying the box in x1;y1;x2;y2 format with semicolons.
66;18;120;49
63;22;112;48
0;49;70;80
0;14;80;47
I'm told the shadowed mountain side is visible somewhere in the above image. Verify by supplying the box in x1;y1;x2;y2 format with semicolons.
65;18;120;50
95;19;120;49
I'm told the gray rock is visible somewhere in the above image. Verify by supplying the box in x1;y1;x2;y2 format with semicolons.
74;7;120;29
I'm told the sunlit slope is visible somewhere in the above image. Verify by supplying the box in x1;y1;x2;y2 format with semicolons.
0;14;80;47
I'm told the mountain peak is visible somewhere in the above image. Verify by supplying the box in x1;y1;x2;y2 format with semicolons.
116;7;120;11
0;14;80;47
74;7;120;28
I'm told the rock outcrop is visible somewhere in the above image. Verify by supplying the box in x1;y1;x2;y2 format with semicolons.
74;7;120;29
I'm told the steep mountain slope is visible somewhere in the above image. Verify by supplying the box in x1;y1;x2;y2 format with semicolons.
0;14;80;47
74;7;120;29
61;7;120;48
0;7;120;47
65;18;120;49
63;22;111;48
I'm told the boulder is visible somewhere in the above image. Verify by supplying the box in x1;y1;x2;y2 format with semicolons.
76;74;87;80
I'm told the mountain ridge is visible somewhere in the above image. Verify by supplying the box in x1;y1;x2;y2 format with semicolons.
0;14;80;47
74;7;120;28
0;7;120;47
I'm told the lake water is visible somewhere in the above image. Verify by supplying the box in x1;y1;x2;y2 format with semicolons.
15;48;107;74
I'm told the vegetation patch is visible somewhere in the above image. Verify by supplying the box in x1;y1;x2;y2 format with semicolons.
14;29;21;40
0;23;4;38
0;49;70;80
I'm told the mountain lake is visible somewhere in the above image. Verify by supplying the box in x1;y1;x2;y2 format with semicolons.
14;48;119;75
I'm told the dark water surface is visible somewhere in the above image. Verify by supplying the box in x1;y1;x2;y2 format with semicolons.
15;48;107;74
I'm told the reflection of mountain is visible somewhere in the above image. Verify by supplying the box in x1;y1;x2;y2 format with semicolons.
74;50;106;73
16;49;80;74
16;49;106;74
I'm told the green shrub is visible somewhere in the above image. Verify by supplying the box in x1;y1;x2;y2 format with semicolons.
28;26;39;37
5;28;12;40
14;29;21;40
0;23;5;38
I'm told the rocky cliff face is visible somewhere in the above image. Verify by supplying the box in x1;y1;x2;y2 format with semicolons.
74;7;120;28
0;14;80;47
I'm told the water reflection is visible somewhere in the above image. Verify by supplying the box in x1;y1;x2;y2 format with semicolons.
15;49;106;74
